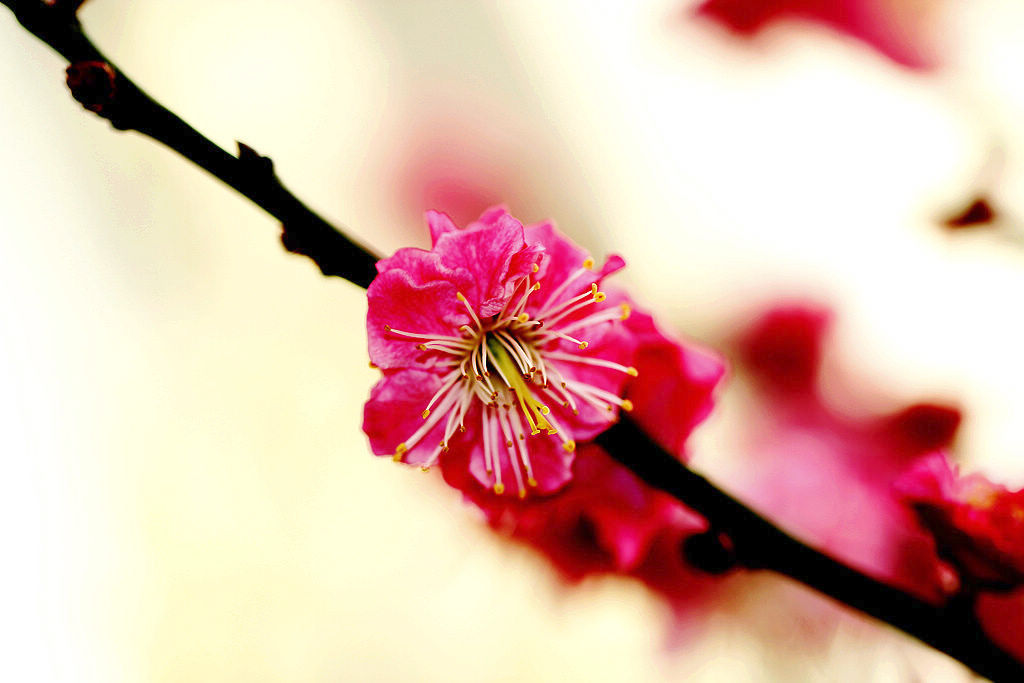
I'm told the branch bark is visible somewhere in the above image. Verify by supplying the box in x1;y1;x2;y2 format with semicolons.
3;0;380;287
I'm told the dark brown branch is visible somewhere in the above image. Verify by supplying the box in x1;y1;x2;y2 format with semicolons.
2;0;380;287
4;2;1021;679
598;418;1023;682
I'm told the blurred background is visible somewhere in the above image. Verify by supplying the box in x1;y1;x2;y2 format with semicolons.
2;0;1024;680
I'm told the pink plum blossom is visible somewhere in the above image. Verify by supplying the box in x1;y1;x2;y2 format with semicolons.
897;452;1024;590
694;0;942;70
364;207;644;498
441;309;725;579
728;304;954;601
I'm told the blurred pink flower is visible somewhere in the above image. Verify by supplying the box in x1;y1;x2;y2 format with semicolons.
693;0;941;70
729;304;955;601
393;115;513;228
897;452;1024;590
364;207;643;498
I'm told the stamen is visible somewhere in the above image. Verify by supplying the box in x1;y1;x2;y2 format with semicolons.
540;383;578;416
548;307;624;337
393;443;408;462
535;282;599;322
483;406;495;474
542;366;580;414
494;332;533;375
395;387;463;457
456;292;483;332
496;330;538;374
420;340;475;355
385;326;474;344
537;260;593;311
562;379;633;416
539;409;575;452
539;286;602;330
541;329;588;349
543;351;638;377
510;282;542;318
497;407;527;498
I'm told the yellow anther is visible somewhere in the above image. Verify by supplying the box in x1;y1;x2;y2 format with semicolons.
383;324;392;331
528;477;538;487
506;439;514;448
620;303;631;321
422;409;430;419
532;283;541;291
578;341;589;350
583;258;595;270
456;292;466;302
594;291;606;303
494;483;505;495
621;399;634;412
590;283;598;295
417;343;427;351
540;405;550;415
421;466;430;472
626;367;638;377
532;263;540;273
393;443;408;461
517;313;530;323
369;361;378;369
518;488;527;500
563;440;576;452
519;433;525;440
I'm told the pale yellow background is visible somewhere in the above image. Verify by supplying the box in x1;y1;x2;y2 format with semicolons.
2;1;1024;681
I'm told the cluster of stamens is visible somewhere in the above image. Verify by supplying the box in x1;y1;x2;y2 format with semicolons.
384;259;636;498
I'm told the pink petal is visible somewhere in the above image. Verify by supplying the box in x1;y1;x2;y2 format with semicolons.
363;369;449;466
625;308;727;458
426;210;459;245
694;0;939;71
467;425;574;495
366;265;470;370
432;210;543;317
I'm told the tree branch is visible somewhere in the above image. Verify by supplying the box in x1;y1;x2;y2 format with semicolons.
4;2;1020;679
598;418;1022;682
2;0;380;287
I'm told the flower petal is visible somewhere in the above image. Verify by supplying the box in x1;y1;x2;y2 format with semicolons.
366;265;470;370
432;209;543;317
624;309;726;457
363;369;450;465
427;209;459;245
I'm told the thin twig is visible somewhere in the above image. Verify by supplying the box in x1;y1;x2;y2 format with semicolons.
2;0;380;287
3;2;1020;679
598;418;1022;683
